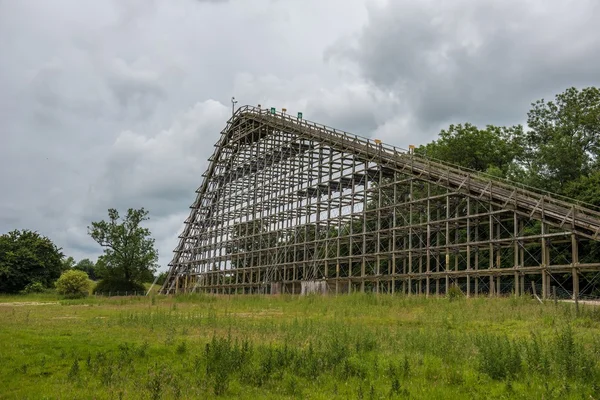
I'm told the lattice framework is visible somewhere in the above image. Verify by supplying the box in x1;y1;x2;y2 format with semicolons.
160;106;600;299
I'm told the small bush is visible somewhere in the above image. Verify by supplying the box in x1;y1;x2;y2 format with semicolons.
552;325;596;380
55;270;92;298
93;279;146;295
21;281;46;294
447;285;465;301
176;341;187;355
67;359;80;381
475;334;522;380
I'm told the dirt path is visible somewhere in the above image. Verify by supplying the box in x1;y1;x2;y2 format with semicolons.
0;301;59;307
560;299;600;306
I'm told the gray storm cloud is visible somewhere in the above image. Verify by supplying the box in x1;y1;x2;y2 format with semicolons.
333;0;600;131
1;0;598;269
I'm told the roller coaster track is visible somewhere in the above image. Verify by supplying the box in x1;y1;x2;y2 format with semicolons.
160;105;600;297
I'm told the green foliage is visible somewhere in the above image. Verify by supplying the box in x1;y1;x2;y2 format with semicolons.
176;340;187;355
447;285;465;301
67;359;80;381
61;256;76;271
475;334;522;380
55;270;91;298
88;208;158;287
155;271;168;285
476;325;598;383
21;281;46;294
525;86;600;191
230;220;280;268
92;278;146;295
562;170;600;207
2;295;600;398
416;123;524;177
73;258;98;280
93;256;108;280
0;229;64;293
551;325;596;380
417;86;600;198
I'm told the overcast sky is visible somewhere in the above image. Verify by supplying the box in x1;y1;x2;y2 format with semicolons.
1;0;599;271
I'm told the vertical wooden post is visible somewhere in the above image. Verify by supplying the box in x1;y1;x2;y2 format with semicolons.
519;220;525;296
541;219;548;300
336;192;341;295
513;213;519;296
426;183;431;297
408;179;414;295
475;211;479;297
496;224;501;297
540;197;548;300
361;162;367;293
489;212;494;297
436;205;441;296
402;235;407;295
418;238;423;295
392;177;397;294
445;193;450;294
496;276;501;298
571;231;579;313
466;197;471;298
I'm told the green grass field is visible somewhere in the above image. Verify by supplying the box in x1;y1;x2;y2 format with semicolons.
1;293;599;399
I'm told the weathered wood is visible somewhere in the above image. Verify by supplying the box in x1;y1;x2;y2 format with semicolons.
159;106;600;296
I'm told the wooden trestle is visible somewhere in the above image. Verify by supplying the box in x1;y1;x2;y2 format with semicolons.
160;106;600;299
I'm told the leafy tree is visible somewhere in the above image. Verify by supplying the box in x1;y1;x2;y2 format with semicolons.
155;271;168;285
88;208;158;290
73;258;98;280
0;230;64;293
525;86;600;191
62;256;76;271
55;270;91;298
92;278;147;295
562;171;600;207
416;123;524;177
94;256;108;280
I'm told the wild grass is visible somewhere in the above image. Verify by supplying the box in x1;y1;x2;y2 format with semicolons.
1;293;599;399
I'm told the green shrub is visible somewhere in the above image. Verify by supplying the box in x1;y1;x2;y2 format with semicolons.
447;285;465;301
55;270;92;298
21;281;46;294
475;334;522;380
93;279;146;295
552;325;596;380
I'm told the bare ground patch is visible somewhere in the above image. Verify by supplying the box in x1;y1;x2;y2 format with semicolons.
0;301;59;307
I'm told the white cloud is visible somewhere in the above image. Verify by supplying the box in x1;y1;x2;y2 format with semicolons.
89;100;230;267
102;100;229;206
333;0;600;131
1;0;599;271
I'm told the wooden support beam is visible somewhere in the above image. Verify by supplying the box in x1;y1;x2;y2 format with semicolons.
160;107;600;296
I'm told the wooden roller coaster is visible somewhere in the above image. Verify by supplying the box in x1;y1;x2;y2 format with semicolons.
160;106;600;299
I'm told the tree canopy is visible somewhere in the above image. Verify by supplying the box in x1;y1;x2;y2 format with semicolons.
0;229;64;293
417;86;600;206
562;171;600;208
525;87;600;191
62;256;76;271
73;258;98;280
88;208;158;290
416;123;524;176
